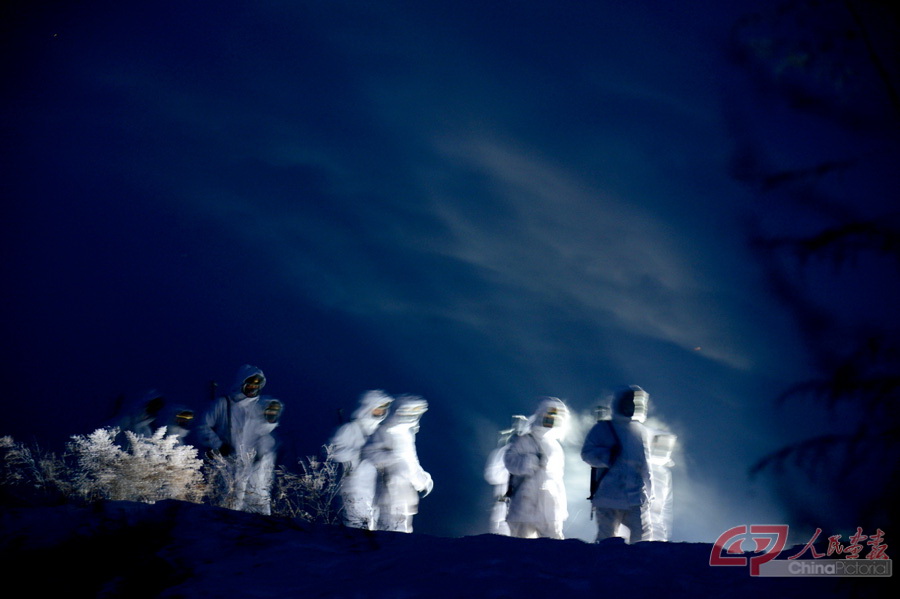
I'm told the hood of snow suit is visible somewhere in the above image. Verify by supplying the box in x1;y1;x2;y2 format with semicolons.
612;385;649;422
117;389;167;436
351;390;394;423
263;399;283;424
383;395;428;429
127;389;165;416
528;397;569;440
230;364;266;398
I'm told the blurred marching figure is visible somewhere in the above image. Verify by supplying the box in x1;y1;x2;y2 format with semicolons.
581;385;653;544
165;405;197;446
483;414;528;535
647;430;676;541
361;396;432;533
502;397;570;540
116;390;167;439
330;390;394;529
197;364;284;515
111;391;199;451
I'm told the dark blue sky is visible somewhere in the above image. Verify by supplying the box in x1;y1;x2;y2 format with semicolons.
4;0;897;541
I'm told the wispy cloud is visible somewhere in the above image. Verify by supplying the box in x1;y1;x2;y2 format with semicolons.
84;0;758;379
423;136;752;370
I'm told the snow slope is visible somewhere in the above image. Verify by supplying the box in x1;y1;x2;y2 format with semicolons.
0;500;883;598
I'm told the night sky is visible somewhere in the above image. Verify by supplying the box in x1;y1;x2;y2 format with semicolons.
4;0;897;541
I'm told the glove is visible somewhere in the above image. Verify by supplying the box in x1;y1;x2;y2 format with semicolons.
419;472;434;497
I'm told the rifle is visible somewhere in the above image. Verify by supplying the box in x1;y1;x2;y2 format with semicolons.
504;474;521;501
587;467;604;501
208;379;234;458
586;420;620;505
503;431;539;500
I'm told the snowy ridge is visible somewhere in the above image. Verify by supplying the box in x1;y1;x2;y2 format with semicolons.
2;500;876;598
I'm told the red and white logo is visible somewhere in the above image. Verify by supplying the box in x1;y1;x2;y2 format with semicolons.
709;525;789;576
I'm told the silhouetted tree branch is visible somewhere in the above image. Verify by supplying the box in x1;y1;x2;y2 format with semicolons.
729;0;900;531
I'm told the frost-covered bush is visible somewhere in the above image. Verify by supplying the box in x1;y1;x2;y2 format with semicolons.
202;450;243;511
4;433;345;520
271;444;342;524
202;448;275;513
0;436;74;505
68;427;205;504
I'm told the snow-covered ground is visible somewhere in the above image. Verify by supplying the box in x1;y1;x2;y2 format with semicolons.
1;499;884;598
